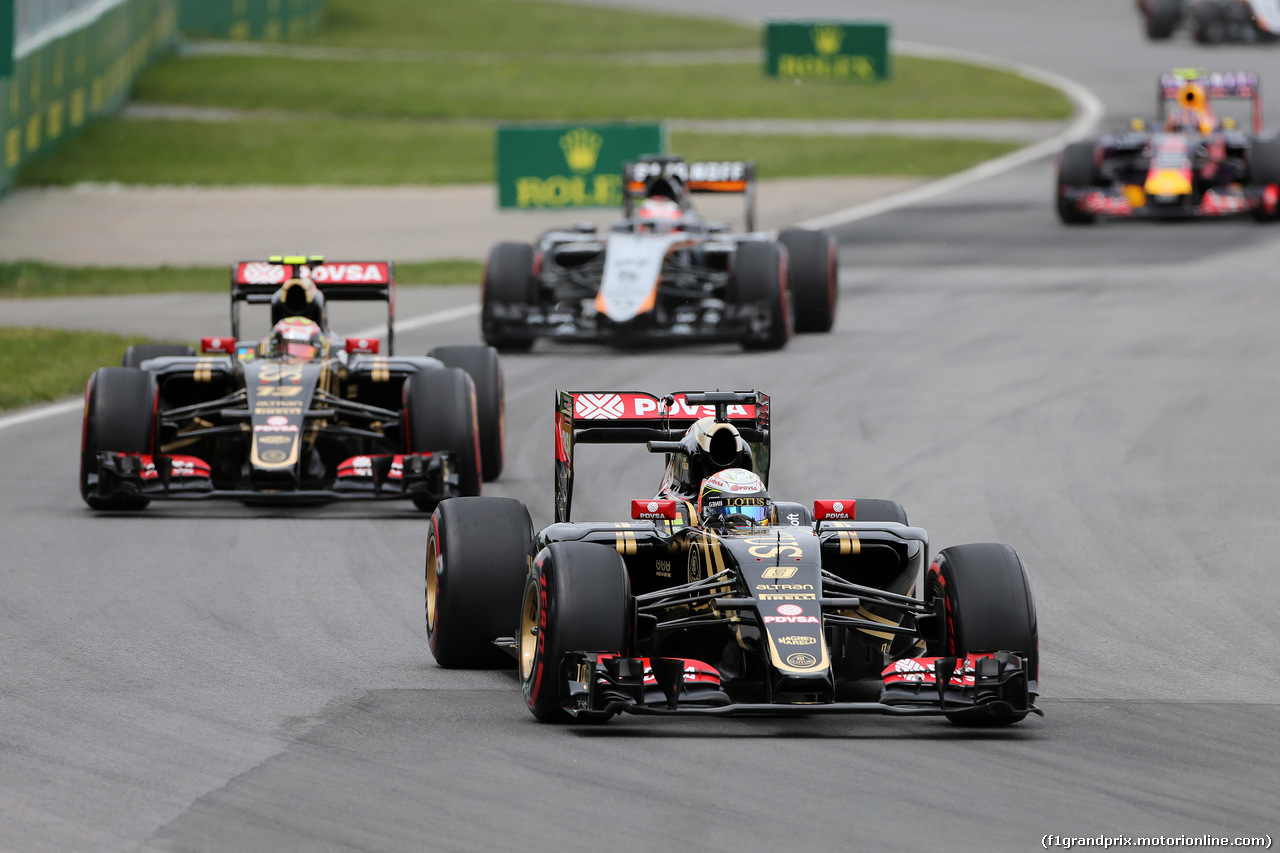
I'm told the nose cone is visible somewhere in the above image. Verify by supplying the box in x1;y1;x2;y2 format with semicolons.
1145;168;1192;197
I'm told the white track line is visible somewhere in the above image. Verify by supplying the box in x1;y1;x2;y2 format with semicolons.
794;42;1104;231
0;304;485;431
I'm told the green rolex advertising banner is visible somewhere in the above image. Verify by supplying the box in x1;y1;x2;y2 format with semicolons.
764;20;890;82
496;122;665;210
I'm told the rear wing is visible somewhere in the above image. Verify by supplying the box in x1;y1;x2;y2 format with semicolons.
623;158;758;231
1158;69;1261;134
229;255;397;353
554;389;770;523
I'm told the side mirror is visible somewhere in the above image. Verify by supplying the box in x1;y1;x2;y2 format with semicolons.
812;500;855;520
632;499;678;520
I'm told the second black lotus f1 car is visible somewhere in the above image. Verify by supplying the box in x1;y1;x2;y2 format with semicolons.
81;257;504;512
424;389;1040;726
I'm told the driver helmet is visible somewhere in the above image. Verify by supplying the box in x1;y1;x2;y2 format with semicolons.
698;468;775;529
637;196;684;232
268;316;326;360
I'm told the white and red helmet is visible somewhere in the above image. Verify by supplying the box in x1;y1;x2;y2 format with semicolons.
698;468;774;528
637;196;684;231
268;316;326;360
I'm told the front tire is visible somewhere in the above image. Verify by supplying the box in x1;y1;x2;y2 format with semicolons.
427;345;505;481
1249;138;1280;221
734;241;792;351
81;367;156;510
520;542;630;722
778;228;838;334
426;497;533;668
1056;141;1098;225
482;241;537;352
925;543;1038;726
1141;0;1183;38
403;367;481;511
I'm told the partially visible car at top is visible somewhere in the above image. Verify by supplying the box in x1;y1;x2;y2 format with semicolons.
1056;69;1280;223
481;155;839;352
80;256;504;511
1137;0;1280;44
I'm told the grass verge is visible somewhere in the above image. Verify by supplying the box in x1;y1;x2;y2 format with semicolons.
0;261;483;298
0;328;157;410
19;124;1022;187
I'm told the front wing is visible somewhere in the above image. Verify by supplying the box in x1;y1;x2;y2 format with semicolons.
559;651;1040;721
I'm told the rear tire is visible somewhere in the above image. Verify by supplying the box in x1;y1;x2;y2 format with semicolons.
81;367;156;510
852;499;908;525
482;241;537;352
1190;1;1225;43
1141;0;1183;38
925;543;1038;726
426;497;533;668
121;343;195;368
1249;138;1280;221
1056;141;1098;225
520;542;631;722
404;367;481;511
427;345;505;481
734;241;792;351
778;228;837;334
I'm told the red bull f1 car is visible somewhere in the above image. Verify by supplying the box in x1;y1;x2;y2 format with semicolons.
1056;70;1280;223
481;156;838;352
424;389;1041;726
80;256;504;511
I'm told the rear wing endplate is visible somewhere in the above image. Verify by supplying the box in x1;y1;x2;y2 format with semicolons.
554;389;770;523
229;256;397;353
1158;69;1261;134
623;158;758;231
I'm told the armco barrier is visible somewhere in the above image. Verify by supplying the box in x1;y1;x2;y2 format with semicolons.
2;0;177;191
178;0;324;41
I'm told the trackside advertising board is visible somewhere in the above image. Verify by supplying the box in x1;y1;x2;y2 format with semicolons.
3;0;176;192
764;20;890;82
178;0;325;41
496;122;665;210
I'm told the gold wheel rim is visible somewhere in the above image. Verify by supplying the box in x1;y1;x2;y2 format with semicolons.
519;580;540;681
426;534;440;632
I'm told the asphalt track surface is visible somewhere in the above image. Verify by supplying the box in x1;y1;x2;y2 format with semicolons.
4;1;1280;850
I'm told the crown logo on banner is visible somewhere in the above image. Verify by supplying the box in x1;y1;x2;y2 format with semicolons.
560;128;604;174
811;25;845;56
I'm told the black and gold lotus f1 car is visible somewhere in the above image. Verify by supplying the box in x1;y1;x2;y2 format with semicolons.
80;257;504;511
424;389;1040;726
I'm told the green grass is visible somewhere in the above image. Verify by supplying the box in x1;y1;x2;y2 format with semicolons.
18;121;1023;187
0;261;483;298
310;0;758;53
674;133;1021;178
130;55;1070;122
0;327;156;409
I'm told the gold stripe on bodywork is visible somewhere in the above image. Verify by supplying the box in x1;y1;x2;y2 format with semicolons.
838;531;861;555
848;605;901;641
614;530;637;556
372;357;390;383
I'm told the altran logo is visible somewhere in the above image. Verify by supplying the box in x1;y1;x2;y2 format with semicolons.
811;25;844;56
560;128;604;174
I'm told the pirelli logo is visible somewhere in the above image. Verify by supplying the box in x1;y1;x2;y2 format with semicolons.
759;593;816;601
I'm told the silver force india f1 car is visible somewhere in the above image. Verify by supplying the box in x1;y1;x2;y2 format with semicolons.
424;390;1041;726
80;256;504;511
481;156;838;351
1056;69;1280;223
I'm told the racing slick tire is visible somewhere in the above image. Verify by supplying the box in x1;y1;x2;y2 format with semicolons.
1140;0;1183;39
427;345;505;482
1190;1;1227;43
1056;141;1098;225
925;543;1038;726
520;542;630;723
851;499;908;525
80;367;156;510
426;497;533;668
1248;137;1280;221
482;241;537;353
778;228;838;334
734;241;792;351
121;343;196;368
404;367;482;511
